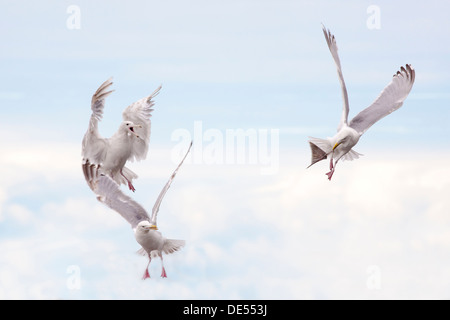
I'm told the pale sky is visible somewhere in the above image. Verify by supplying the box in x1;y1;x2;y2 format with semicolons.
1;0;450;299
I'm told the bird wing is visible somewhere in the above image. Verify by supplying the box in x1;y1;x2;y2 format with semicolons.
82;161;150;229
322;25;350;131
349;64;415;135
150;141;192;226
122;85;162;162
81;78;114;163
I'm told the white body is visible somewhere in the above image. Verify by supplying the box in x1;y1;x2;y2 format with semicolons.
100;127;136;184
134;221;185;258
135;228;164;253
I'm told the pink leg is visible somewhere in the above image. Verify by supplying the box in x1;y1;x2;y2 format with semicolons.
326;168;335;180
142;257;151;280
326;158;340;181
120;169;135;192
326;158;334;180
160;253;167;278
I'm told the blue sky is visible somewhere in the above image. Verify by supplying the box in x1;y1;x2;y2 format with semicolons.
1;0;450;299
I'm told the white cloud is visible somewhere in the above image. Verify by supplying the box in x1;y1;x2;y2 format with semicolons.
1;135;450;299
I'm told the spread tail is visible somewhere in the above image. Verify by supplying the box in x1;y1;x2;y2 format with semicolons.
162;239;185;255
307;137;330;168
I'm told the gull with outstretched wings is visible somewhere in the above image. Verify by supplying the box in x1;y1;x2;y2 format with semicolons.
82;77;161;191
308;25;415;180
82;142;192;279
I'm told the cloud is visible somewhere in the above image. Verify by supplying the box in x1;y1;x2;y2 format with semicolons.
1;125;450;299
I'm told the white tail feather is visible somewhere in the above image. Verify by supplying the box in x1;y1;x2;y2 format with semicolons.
308;136;332;154
342;149;363;161
163;239;185;255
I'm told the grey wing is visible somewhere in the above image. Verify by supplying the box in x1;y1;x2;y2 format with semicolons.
81;78;114;163
82;161;150;229
349;64;415;135
322;25;350;131
150;141;192;226
122;85;162;162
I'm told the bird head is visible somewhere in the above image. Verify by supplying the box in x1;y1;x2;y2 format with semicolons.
137;221;158;232
121;121;142;138
332;127;360;151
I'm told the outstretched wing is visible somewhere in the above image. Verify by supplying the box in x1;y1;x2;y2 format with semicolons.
150;141;192;226
349;64;415;135
81;78;114;163
82;161;150;229
122;85;162;162
322;25;350;131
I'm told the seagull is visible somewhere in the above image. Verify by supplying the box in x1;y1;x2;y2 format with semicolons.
308;26;415;180
82;141;192;279
82;77;162;192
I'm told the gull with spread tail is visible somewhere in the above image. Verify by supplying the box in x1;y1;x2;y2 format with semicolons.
82;142;192;279
308;26;415;180
82;77;162;191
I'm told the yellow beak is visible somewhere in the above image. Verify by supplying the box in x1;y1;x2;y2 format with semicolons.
332;142;341;150
150;225;158;230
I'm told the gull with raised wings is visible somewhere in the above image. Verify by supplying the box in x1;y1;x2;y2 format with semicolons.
308;26;415;180
82;78;161;191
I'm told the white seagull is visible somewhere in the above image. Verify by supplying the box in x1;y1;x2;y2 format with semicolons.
82;142;192;279
82;77;161;192
308;26;415;180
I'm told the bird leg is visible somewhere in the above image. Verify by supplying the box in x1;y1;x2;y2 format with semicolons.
325;157;334;180
326;168;335;180
120;169;136;192
326;158;340;181
142;257;151;280
159;253;167;278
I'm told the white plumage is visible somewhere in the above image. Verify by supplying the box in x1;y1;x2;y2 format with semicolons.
82;141;192;279
82;77;161;191
308;26;415;180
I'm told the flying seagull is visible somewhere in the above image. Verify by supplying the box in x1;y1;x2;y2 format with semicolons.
82;141;192;279
82;77;162;191
308;26;415;180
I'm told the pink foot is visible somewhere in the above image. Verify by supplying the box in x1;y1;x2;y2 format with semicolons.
142;269;150;280
326;169;334;180
120;169;136;192
161;267;167;278
127;181;136;192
